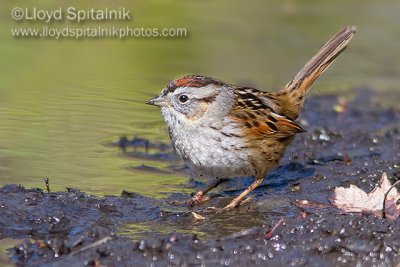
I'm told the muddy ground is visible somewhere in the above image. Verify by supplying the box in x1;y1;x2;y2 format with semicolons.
1;89;400;266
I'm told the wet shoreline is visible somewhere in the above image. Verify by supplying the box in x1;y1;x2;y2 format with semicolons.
1;89;400;266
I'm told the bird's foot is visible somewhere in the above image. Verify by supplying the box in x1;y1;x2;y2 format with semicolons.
171;191;211;206
211;197;253;214
187;191;211;206
218;202;238;213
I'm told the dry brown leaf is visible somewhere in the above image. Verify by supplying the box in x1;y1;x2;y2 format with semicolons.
191;212;205;220
330;173;400;219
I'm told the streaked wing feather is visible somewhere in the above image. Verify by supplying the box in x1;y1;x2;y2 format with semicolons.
231;89;304;139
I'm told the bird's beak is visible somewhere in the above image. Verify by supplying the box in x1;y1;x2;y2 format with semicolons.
146;96;167;107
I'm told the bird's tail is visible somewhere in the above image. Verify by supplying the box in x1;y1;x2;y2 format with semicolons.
278;25;356;120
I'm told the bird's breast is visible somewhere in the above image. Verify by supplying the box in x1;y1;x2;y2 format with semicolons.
168;121;255;178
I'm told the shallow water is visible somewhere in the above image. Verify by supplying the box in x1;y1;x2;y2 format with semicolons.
1;0;400;197
1;91;400;265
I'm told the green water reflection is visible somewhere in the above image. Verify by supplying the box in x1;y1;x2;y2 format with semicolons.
0;0;399;197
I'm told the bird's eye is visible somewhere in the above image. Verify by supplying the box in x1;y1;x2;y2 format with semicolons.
178;94;189;103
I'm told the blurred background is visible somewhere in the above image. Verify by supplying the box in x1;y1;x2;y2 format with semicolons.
0;0;399;196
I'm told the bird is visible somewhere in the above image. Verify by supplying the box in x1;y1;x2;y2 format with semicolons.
147;26;356;212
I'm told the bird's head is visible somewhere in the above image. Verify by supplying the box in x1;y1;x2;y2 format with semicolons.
147;75;234;124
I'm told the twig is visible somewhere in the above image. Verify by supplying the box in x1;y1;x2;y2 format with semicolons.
70;236;112;256
225;227;259;239
265;218;285;239
382;179;400;219
44;178;50;193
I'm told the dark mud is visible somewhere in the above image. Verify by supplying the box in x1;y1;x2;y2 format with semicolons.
1;89;400;266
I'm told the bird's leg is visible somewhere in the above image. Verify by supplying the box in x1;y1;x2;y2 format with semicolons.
220;176;265;212
187;178;228;206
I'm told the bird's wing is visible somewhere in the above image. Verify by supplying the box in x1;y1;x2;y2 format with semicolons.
229;88;304;139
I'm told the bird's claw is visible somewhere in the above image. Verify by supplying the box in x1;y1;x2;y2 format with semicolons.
214;198;251;214
172;191;211;207
208;203;237;214
187;191;205;206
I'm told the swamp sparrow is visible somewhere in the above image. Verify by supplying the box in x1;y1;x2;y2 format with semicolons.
147;26;356;211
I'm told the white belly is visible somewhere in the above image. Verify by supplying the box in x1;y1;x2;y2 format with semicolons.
169;123;254;178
